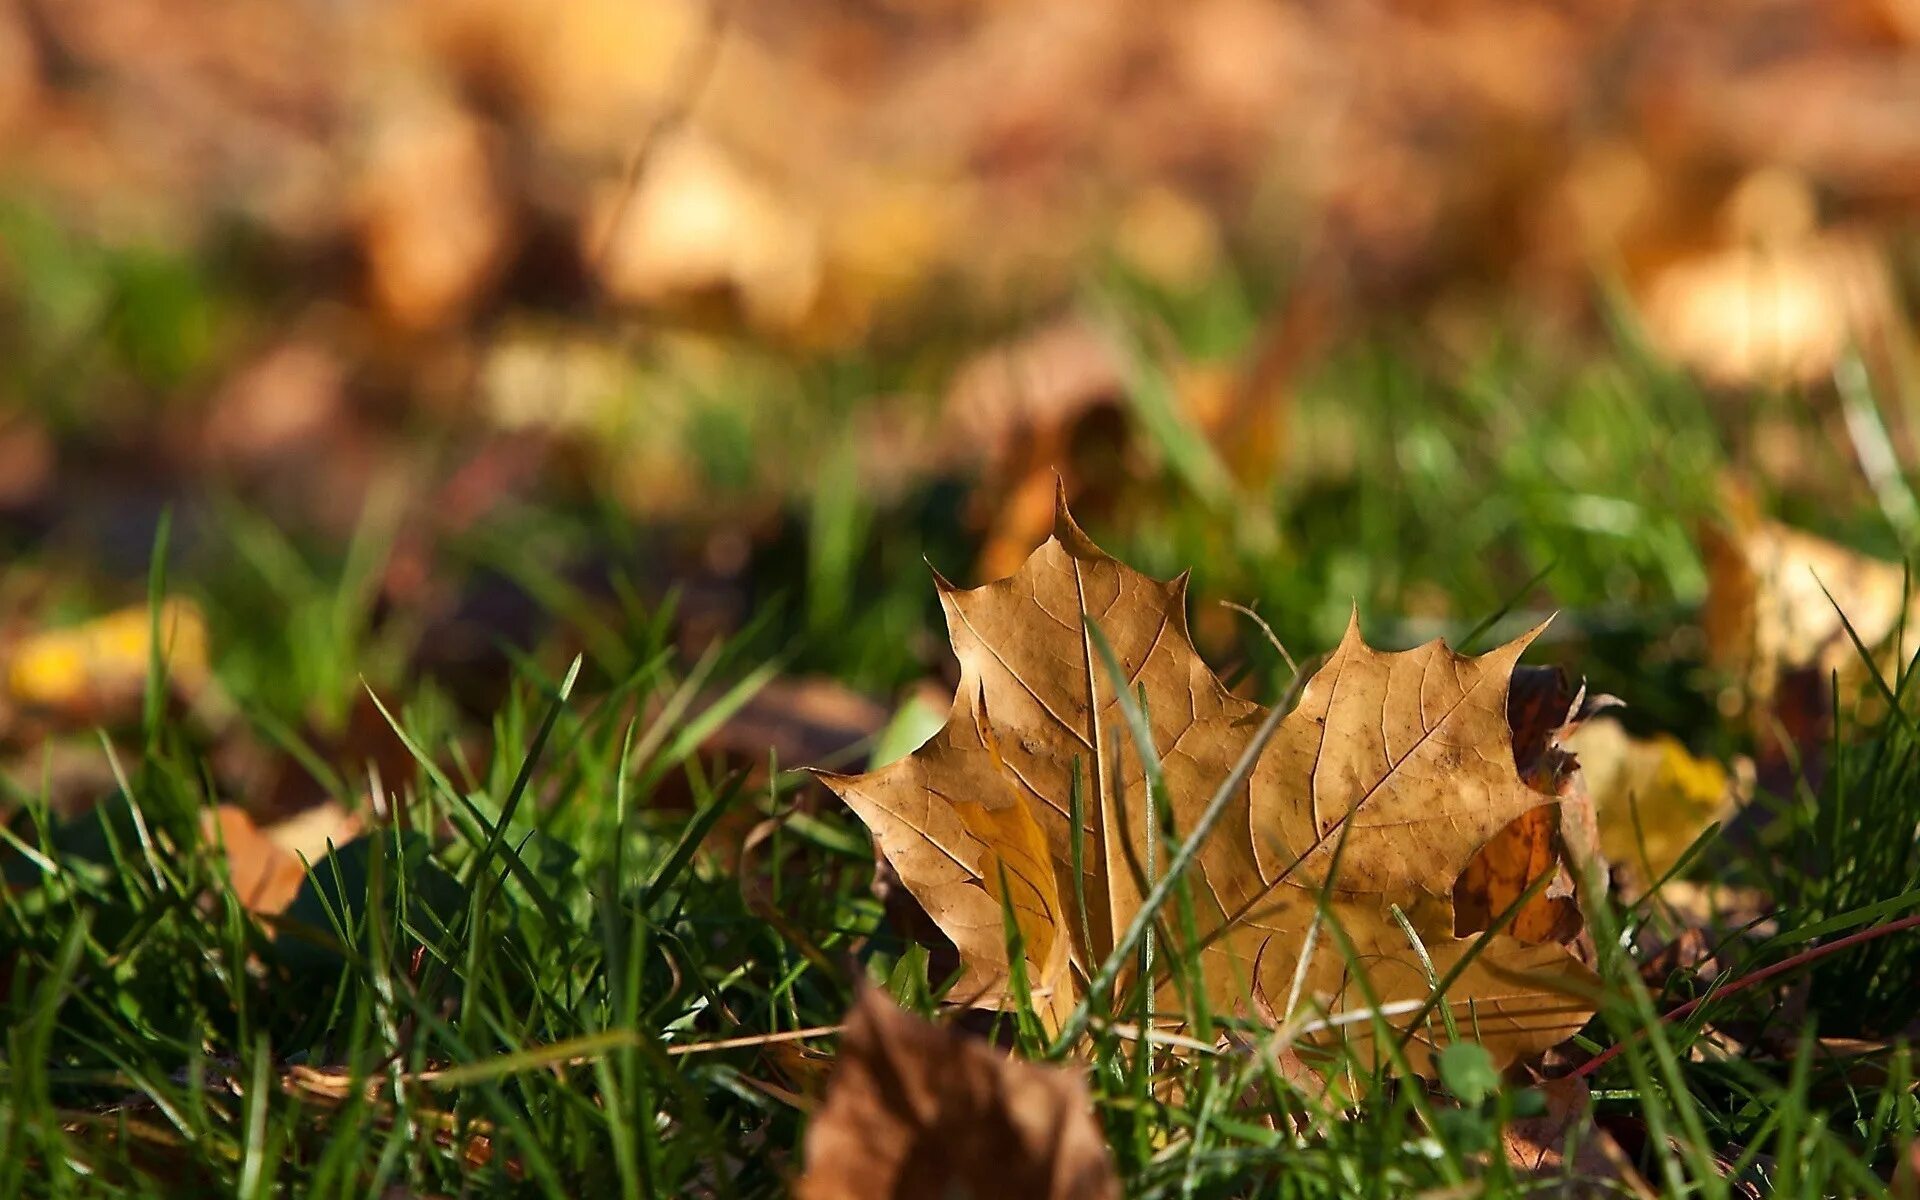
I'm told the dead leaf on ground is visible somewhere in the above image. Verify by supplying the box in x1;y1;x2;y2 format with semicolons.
756;1038;835;1111
1630;171;1895;387
793;988;1118;1200
939;314;1277;581
819;493;1598;1074
5;599;210;728
0;415;54;511
212;693;422;828
1700;491;1915;792
702;676;889;773
940;316;1133;580
355;89;512;332
589;130;825;337
204;801;362;917
1502;1074;1653;1198
200;336;348;467
282;1064;504;1175
674;675;889;879
1565;717;1736;888
1702;496;1915;710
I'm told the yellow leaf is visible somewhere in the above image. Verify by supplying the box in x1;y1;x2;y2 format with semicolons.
1564;717;1733;886
820;497;1597;1075
8;599;209;717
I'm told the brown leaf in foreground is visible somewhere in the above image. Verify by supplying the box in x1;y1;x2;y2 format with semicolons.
794;989;1118;1200
1502;1075;1652;1198
820;496;1598;1074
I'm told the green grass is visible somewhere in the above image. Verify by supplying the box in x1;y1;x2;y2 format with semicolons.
3;281;1920;1195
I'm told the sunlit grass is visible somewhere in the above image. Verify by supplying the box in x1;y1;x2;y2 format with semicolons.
3;284;1918;1195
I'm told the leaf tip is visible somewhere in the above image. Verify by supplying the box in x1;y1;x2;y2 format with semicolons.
1508;613;1555;655
927;558;960;595
1050;482;1104;560
1341;602;1363;644
810;765;852;793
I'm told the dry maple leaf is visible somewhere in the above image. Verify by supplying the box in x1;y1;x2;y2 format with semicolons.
794;988;1118;1200
1701;500;1916;708
1700;487;1917;791
820;495;1598;1074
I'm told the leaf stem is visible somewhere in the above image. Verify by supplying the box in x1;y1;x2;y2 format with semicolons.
1574;910;1920;1080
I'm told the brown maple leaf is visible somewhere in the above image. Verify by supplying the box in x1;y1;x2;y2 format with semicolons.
795;988;1118;1200
820;497;1598;1073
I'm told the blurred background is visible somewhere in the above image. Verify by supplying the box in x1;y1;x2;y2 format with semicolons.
3;0;1920;764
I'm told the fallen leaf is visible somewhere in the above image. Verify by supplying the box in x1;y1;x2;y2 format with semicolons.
1454;797;1586;947
356;90;511;332
939;316;1131;581
1111;185;1224;292
1502;1074;1653;1197
200;336;347;466
588;130;825;336
0;414;53;511
1701;499;1915;710
6;599;209;722
204;805;304;915
1700;494;1915;794
1639;926;1721;993
757;1038;834;1110
938;315;1270;581
282;1064;505;1176
793;988;1118;1200
1506;666;1621;795
649;675;888;876
1636;217;1893;387
819;495;1598;1073
203;801;362;917
700;676;889;772
1563;717;1735;886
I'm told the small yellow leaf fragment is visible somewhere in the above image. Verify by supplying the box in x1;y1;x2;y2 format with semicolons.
1565;718;1733;885
8;600;209;716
